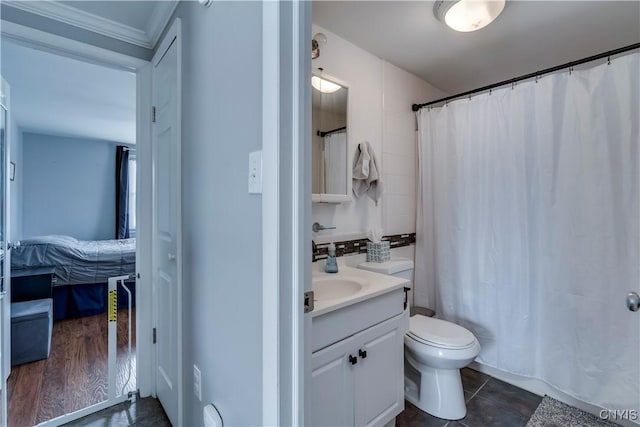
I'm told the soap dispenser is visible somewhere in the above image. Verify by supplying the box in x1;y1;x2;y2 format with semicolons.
324;242;339;273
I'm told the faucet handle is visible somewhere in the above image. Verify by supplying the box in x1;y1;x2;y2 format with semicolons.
312;222;336;232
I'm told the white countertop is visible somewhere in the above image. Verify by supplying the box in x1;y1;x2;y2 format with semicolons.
311;263;409;317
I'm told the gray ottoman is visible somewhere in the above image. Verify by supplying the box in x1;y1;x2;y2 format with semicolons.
11;298;53;365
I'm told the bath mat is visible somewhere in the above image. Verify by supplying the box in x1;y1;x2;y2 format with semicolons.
526;396;620;427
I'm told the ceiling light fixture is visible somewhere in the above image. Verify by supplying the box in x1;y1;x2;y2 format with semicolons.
311;76;342;94
434;0;505;32
312;33;327;59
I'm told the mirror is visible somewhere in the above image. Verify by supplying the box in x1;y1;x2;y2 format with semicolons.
312;72;350;203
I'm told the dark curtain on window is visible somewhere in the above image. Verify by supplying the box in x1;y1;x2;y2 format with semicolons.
115;145;130;239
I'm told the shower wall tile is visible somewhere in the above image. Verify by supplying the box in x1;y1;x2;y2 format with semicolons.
385;213;415;236
384;174;415;196
381;61;432;237
383;152;416;176
312;233;416;262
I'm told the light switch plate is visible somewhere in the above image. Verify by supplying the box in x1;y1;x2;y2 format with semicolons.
248;150;263;194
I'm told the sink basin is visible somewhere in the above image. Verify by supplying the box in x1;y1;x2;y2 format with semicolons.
313;277;363;300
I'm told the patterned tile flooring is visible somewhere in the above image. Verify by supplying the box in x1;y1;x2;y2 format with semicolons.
397;368;543;427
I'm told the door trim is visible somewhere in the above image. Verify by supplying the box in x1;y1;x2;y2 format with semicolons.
261;2;311;425
0;21;147;71
0;77;11;427
150;17;183;427
261;3;279;424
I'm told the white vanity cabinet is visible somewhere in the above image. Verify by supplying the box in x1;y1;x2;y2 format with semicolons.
310;313;406;427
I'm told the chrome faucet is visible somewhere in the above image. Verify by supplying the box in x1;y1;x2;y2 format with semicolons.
312;222;336;232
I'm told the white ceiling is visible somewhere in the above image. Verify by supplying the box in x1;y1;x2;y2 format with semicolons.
313;1;640;95
1;39;136;144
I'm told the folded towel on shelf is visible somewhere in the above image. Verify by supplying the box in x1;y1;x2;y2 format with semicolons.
352;141;383;204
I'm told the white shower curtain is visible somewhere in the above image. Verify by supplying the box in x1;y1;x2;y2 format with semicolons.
415;53;639;411
324;131;347;194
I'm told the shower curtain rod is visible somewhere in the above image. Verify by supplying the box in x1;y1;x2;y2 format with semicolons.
412;42;640;111
317;126;346;138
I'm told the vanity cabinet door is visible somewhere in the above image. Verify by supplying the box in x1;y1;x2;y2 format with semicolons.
353;315;405;427
309;335;356;426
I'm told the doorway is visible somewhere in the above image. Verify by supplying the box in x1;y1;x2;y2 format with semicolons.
1;38;139;426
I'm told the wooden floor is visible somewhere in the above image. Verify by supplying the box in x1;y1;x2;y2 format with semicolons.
7;309;136;427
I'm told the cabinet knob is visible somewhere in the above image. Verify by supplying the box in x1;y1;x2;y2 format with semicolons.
349;355;358;365
358;349;367;359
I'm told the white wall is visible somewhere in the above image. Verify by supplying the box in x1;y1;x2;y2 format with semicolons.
311;25;446;244
164;2;263;426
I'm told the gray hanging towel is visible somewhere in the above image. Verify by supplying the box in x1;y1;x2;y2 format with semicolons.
352;141;383;204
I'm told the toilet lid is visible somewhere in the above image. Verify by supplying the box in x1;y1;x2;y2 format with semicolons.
408;315;476;349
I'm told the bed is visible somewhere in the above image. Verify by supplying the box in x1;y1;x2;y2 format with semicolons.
11;235;136;319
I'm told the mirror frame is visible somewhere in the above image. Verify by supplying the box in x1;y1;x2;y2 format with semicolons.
311;70;352;204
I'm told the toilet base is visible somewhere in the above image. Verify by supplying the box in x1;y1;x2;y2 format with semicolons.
405;355;467;420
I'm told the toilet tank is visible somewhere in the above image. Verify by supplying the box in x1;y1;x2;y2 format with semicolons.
357;258;414;282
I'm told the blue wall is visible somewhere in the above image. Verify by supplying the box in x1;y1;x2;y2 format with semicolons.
166;2;264;425
22;132;118;240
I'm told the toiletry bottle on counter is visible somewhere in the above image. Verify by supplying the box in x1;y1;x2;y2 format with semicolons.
324;242;339;273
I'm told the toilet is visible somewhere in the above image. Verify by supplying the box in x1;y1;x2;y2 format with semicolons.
358;257;481;421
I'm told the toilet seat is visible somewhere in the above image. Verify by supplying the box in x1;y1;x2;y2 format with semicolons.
408;315;476;349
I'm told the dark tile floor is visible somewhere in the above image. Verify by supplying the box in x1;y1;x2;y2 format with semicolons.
62;397;171;427
397;367;543;427
65;368;540;427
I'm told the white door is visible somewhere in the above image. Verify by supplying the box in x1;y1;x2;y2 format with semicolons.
151;20;182;427
0;77;10;427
